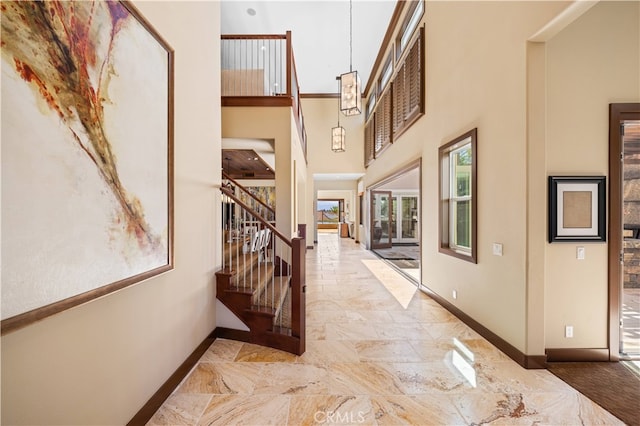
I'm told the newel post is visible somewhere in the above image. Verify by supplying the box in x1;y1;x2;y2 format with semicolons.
291;236;306;355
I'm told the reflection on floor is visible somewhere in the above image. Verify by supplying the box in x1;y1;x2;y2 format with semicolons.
373;245;420;283
372;245;419;261
623;288;640;358
148;233;624;425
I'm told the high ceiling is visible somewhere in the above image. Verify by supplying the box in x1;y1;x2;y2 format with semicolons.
220;0;398;94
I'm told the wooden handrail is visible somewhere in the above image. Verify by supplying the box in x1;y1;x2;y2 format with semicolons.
286;31;293;97
221;34;287;40
221;187;291;246
222;171;276;218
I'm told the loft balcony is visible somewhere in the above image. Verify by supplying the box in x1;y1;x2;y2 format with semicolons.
221;32;307;159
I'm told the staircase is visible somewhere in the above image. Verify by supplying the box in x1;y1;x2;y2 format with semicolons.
216;181;305;355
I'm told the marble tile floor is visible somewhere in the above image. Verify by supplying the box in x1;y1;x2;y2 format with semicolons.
148;233;624;426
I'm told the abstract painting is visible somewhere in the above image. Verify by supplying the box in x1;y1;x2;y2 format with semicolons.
1;0;174;332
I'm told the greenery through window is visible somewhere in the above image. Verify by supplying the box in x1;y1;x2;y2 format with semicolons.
317;199;343;225
439;128;477;263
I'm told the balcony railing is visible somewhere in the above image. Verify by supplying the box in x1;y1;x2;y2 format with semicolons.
221;32;307;159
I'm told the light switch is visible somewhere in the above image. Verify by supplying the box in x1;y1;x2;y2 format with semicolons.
492;243;503;256
577;246;585;260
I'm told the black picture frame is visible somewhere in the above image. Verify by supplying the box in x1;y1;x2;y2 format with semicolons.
548;176;606;242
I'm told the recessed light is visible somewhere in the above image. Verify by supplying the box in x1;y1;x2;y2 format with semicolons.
247;8;256;16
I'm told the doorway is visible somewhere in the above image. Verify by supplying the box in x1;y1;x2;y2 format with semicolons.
609;103;640;360
368;160;421;284
317;199;343;232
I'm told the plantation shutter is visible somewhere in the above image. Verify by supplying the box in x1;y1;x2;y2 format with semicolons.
364;117;375;167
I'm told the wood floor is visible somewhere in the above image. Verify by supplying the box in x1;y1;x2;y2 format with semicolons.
547;361;640;426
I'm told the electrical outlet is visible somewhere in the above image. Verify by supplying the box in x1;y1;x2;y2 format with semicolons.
453;290;457;300
577;246;585;260
565;325;574;338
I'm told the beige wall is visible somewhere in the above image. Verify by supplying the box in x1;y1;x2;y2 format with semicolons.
543;1;640;348
301;98;365;242
362;1;571;353
222;107;307;237
302;98;365;175
359;0;639;356
1;2;221;424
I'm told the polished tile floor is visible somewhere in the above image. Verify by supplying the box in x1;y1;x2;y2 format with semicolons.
148;232;623;425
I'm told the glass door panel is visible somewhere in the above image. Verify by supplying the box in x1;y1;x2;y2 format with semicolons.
622;119;640;358
401;196;418;239
390;197;397;239
371;191;392;249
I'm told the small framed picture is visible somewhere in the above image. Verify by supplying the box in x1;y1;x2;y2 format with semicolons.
548;176;606;242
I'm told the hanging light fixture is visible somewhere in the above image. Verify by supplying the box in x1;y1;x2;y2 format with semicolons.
331;107;346;152
340;0;362;116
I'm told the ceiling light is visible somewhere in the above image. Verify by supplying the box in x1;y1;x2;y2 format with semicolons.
331;126;346;153
332;78;346;153
339;0;362;116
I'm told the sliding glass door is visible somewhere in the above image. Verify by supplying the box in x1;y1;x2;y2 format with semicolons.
371;191;393;249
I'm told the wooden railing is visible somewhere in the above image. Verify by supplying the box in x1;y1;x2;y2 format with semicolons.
221;31;307;159
218;185;305;355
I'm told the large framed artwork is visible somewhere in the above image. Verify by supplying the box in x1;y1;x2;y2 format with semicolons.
1;1;174;333
548;176;606;242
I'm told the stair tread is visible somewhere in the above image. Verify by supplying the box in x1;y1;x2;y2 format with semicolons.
223;251;260;276
231;263;275;292
271;325;293;336
253;275;289;308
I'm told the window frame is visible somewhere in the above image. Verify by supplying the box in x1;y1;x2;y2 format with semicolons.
378;52;394;94
439;128;477;263
396;0;424;63
366;91;377;121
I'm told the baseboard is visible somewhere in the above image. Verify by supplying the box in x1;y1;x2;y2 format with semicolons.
213;326;251;342
127;330;216;426
545;348;610;362
421;286;547;369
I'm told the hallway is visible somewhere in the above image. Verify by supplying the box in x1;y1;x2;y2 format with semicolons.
147;232;623;425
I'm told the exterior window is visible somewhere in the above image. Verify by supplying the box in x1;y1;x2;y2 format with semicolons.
366;92;377;120
439;128;477;263
379;54;393;92
397;0;424;61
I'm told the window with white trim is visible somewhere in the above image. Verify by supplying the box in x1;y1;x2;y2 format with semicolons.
439;128;477;262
